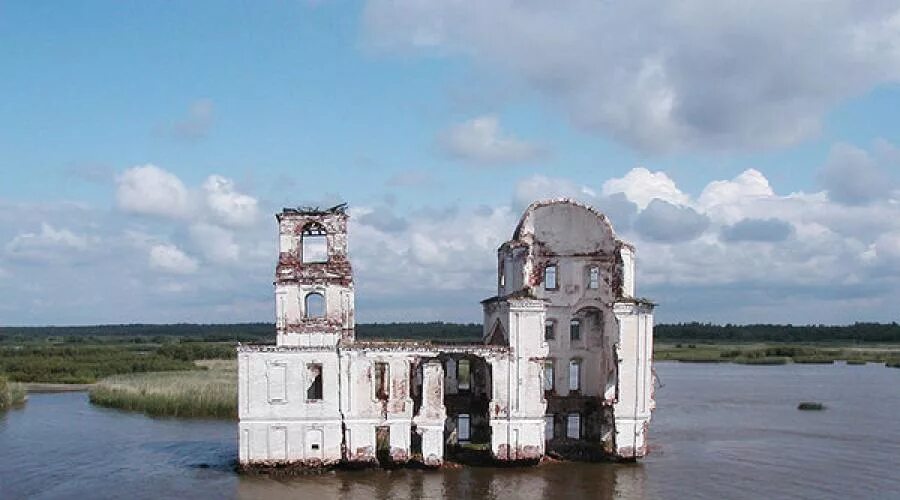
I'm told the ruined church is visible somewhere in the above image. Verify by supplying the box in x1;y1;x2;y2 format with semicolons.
237;199;655;469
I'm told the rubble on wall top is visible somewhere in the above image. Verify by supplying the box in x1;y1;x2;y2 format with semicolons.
236;341;510;356
347;340;510;356
280;203;348;216
615;296;657;307
237;344;335;353
480;289;543;304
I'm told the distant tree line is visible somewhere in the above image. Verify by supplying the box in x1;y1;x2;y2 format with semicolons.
2;321;900;344
655;322;900;343
0;323;273;342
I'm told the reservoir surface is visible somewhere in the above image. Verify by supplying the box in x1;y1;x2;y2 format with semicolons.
2;362;899;499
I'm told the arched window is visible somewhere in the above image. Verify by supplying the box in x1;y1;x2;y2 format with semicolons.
301;222;328;263
304;292;325;318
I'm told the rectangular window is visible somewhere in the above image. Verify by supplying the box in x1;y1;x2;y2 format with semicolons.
458;414;471;442
306;363;323;401
567;413;581;439
374;362;389;401
543;360;554;392
589;266;600;289
544;264;557;290
570;319;581;341
569;359;581;392
544;320;555;341
457;359;471;391
267;361;287;403
544;414;555;441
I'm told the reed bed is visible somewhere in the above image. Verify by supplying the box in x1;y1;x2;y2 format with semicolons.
655;343;900;366
89;361;237;419
0;375;27;410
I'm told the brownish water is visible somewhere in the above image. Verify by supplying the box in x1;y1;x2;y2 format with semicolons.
2;362;899;499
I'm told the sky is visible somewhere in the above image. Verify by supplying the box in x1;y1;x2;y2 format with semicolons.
2;1;900;326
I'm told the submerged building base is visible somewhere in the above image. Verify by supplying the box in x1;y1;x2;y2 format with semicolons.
238;200;655;471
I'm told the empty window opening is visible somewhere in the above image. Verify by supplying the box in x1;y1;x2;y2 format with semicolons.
567;413;581;439
588;266;600;289
544;320;555;341
301;223;328;263
411;425;423;455
374;362;389;401
544;264;558;290
592;310;604;332
570;319;581;341
306;363;323;401
569;359;581;392
376;426;391;465
457;359;471;391
544;414;555;441
305;292;325;318
543;360;555;392
457;414;471;442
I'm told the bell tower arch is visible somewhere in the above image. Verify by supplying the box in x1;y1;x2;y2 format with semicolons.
274;204;355;346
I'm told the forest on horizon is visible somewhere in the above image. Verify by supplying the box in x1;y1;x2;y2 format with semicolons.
2;321;900;343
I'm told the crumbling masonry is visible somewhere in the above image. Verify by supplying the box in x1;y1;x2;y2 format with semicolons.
238;199;655;469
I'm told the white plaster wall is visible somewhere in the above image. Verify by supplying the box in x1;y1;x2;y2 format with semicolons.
238;349;343;464
276;283;353;347
488;299;548;459
620;246;635;298
413;360;446;465
611;302;654;459
339;350;423;463
539;256;615;399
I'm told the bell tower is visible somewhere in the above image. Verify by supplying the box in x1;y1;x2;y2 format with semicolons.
273;204;355;347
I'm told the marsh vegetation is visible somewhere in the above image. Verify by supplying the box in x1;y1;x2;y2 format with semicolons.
89;360;237;419
654;343;900;365
1;322;898;420
0;343;236;384
0;375;26;410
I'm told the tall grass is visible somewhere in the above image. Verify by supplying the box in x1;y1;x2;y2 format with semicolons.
89;361;237;419
0;375;26;410
0;345;202;384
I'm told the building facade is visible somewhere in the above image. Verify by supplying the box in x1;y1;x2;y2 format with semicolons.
237;199;655;469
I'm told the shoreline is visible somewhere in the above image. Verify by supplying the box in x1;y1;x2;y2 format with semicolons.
23;383;95;393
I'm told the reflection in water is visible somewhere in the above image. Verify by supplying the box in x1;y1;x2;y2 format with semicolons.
2;363;899;499
236;462;646;500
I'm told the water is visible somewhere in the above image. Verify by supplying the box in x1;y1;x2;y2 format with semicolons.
2;363;899;499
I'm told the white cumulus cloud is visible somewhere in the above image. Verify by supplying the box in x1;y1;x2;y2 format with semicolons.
5;223;96;262
602;168;690;209
202;175;260;227
189;223;241;264
438;115;544;165
148;243;199;275
365;0;900;153
116;164;190;219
